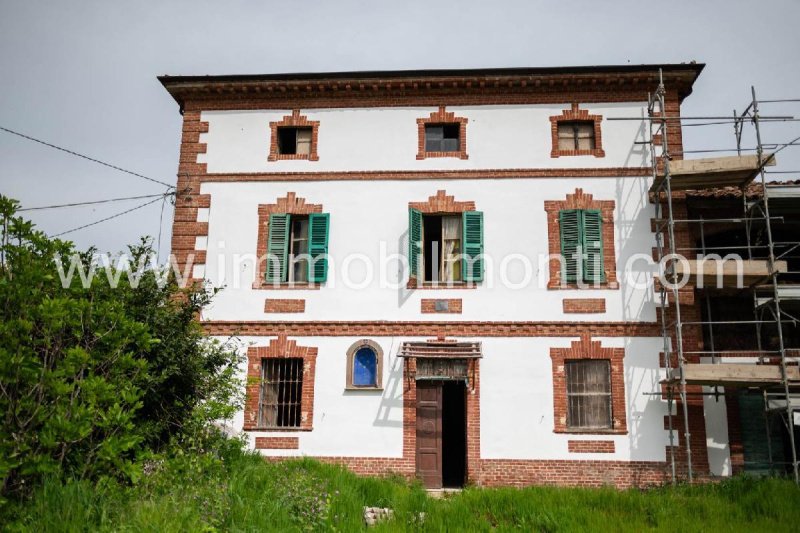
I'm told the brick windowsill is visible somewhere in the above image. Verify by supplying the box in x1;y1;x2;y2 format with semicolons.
344;387;384;392
406;280;478;290
246;427;314;433
252;281;322;290
554;428;627;436
547;282;620;291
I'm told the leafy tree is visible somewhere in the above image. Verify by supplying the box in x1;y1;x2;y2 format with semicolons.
0;195;242;499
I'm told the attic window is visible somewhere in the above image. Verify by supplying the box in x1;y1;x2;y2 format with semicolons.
425;124;461;153
558;121;596;151
278;127;313;156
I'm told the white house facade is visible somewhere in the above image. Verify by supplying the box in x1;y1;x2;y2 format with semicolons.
160;64;736;488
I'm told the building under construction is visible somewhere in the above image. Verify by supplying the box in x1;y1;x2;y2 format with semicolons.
646;73;800;483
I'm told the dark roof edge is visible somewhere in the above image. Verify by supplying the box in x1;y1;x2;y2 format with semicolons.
158;62;704;85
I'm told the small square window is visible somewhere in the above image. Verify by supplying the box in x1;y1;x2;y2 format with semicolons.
425;124;460;153
565;359;612;429
277;127;313;155
557;121;596;151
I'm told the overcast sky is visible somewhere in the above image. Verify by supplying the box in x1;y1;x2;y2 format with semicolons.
2;0;799;258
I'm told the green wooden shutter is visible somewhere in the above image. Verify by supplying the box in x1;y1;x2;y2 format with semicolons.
408;208;422;279
581;209;605;283
559;209;581;283
308;213;330;283
462;210;484;282
266;213;290;283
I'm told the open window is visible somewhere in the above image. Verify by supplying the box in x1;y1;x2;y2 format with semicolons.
265;212;329;284
425;124;460;153
409;209;483;284
277;127;313;156
345;340;384;390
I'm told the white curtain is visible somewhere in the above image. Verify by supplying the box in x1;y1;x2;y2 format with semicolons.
441;216;461;282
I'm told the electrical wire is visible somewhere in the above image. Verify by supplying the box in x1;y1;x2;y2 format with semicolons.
52;195;169;238
19;192;169;212
0;125;174;188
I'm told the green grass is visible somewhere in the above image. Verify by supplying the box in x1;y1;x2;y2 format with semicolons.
4;447;800;532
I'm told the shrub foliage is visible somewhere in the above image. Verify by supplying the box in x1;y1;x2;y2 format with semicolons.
0;195;242;498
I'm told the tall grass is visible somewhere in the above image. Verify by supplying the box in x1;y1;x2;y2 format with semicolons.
4;447;800;532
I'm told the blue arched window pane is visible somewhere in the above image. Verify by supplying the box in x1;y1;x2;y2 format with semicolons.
353;347;378;387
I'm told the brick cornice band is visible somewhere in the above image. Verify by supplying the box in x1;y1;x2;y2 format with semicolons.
202;320;661;337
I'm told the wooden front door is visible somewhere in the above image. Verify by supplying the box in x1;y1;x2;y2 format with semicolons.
416;381;443;488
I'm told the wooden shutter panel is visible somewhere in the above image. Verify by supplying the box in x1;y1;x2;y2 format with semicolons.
308;213;330;283
462;210;484;282
266;213;290;283
581;209;604;283
408;208;422;279
559;209;581;283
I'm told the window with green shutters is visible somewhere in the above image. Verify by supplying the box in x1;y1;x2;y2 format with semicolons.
408;208;483;283
559;209;604;284
265;212;330;284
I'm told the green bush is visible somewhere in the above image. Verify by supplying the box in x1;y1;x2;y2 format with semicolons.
0;195;243;500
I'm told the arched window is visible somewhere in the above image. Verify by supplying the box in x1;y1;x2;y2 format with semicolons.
346;340;384;390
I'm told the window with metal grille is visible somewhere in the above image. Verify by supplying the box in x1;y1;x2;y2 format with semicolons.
425;123;460;152
258;358;303;428
565;359;612;429
557;121;595;151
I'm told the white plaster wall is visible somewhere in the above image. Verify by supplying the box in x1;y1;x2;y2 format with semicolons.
480;336;668;462
198;103;650;173
199;176;657;323
225;335;668;462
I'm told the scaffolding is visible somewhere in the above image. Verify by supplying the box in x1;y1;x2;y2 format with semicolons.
643;70;800;484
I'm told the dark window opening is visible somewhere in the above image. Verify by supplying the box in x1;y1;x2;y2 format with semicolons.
289;215;309;283
277;127;313;155
258;358;303;428
558;121;595;151
425;123;460;152
442;380;467;488
566;359;612;429
422;215;462;283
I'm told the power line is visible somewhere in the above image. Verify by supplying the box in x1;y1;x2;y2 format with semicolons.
0;125;174;188
53;195;168;238
19;192;170;212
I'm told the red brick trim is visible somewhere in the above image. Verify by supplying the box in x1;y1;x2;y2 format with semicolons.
416;106;468;160
243;335;317;431
253;192;323;289
550;334;627;434
264;299;306;313
275;456;670;488
203;320;661;337
268;110;320;161
409;189;476;213
254;437;299;449
167;71;700;111
725;392;744;475
420;299;463;314
549;103;605;158
196;167;650;182
568;440;616;453
544;188;619;289
563;298;606;314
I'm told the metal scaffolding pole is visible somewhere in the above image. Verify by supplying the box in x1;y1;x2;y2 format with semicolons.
650;68;693;482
